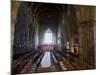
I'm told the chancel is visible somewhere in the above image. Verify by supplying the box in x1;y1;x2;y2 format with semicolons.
11;1;96;74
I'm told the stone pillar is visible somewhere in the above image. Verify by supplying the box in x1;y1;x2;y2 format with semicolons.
78;21;95;65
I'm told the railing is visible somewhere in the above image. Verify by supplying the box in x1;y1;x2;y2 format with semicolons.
50;51;58;66
29;51;45;73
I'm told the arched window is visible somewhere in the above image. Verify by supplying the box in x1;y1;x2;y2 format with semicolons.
43;28;54;45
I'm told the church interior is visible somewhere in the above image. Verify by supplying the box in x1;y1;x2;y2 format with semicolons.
11;1;96;74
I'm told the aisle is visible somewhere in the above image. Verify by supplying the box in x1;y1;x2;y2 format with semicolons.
41;51;51;67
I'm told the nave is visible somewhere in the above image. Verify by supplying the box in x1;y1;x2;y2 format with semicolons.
11;1;96;74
